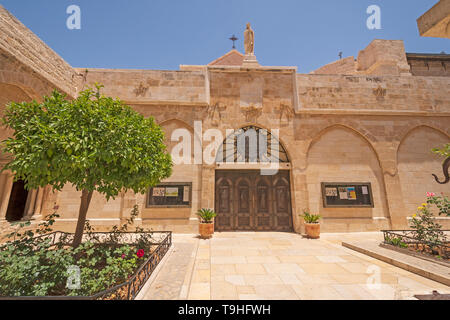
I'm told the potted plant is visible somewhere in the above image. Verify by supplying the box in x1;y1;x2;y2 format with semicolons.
301;210;321;239
196;208;217;239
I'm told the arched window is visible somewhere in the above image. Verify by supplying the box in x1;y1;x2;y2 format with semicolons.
216;126;289;163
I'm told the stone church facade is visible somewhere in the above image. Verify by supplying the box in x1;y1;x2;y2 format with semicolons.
0;5;449;236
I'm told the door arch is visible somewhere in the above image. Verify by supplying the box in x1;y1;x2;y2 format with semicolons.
214;126;293;232
5;179;28;222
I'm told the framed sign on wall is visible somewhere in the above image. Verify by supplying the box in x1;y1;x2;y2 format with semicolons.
147;182;192;208
321;182;374;208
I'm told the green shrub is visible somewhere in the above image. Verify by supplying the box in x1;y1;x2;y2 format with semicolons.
196;208;216;224
385;236;408;249
426;193;449;217
0;205;153;297
301;210;321;224
410;203;446;249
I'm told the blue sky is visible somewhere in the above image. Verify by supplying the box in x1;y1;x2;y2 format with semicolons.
2;0;449;73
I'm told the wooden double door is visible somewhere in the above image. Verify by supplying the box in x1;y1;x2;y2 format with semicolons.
215;170;293;232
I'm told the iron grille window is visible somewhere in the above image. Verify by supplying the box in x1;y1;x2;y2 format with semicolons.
216;126;289;163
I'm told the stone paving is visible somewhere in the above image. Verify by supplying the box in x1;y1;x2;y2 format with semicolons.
138;232;450;300
141;242;197;300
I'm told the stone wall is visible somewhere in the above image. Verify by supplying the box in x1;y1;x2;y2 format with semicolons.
417;0;450;38
356;40;411;76
311;56;356;75
78;68;208;105
0;5;81;97
0;4;449;235
397;126;450;228
34;66;450;234
296;74;450;113
306;126;390;232
407;54;450;77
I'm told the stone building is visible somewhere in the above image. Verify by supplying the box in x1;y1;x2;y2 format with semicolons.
417;0;450;39
0;5;449;236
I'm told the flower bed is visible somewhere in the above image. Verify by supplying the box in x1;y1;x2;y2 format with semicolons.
0;210;172;300
382;230;450;262
0;230;171;300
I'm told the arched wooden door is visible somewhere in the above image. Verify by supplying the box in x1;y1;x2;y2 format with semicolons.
215;170;293;232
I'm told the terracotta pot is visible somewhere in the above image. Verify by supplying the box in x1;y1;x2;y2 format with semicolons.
305;223;320;239
199;222;214;239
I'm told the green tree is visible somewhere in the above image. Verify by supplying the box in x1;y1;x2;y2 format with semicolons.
1;85;172;247
431;143;450;185
432;143;450;158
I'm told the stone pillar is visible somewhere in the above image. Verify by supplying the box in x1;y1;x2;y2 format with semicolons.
201;165;215;210
23;189;38;220
33;187;44;219
290;167;309;234
119;190;139;226
377;142;408;229
381;170;408;229
0;172;14;220
0;173;6;205
290;142;310;234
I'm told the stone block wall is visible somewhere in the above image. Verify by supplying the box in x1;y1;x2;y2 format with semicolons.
77;68;208;105
356;40;411;76
311;56;357;75
417;0;450;38
306;127;390;232
407;55;450;77
0;5;81;97
296;74;450;113
397;126;450;228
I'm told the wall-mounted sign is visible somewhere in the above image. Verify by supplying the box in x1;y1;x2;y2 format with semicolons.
321;182;374;208
165;187;179;197
147;183;192;208
152;187;165;197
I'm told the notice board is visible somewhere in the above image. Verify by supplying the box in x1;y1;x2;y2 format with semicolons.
147;182;192;208
321;182;374;208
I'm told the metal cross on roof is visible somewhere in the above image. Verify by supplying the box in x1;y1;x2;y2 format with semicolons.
229;34;238;49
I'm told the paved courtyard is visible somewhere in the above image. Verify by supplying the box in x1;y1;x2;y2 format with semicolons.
139;232;450;300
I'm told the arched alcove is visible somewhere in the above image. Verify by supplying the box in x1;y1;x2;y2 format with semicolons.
397;126;450;218
306;125;389;231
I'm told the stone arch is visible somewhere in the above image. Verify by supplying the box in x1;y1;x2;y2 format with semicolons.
159;119;202;162
0;71;47;100
216;123;292;164
397;125;450;220
305;125;390;232
306;124;381;165
157;119;202;216
398;125;450;151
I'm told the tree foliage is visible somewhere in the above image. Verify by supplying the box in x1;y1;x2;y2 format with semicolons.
432;143;450;158
1;85;172;198
1;85;172;246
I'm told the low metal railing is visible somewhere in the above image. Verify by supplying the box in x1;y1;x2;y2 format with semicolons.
381;229;450;260
0;231;172;300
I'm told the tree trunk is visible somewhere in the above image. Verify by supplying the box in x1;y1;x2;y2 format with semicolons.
72;189;94;248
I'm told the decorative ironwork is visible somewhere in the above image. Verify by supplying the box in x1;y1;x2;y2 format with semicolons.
381;230;450;260
0;231;172;300
216;126;289;164
432;157;450;184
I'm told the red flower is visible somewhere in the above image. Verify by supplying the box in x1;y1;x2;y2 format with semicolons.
136;249;145;258
121;254;126;259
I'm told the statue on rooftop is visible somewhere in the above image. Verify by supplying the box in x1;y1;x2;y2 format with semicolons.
244;23;254;55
